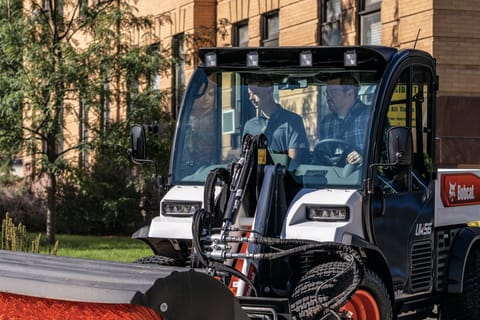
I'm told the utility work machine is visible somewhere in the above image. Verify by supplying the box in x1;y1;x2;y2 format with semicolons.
130;45;480;319
1;45;479;320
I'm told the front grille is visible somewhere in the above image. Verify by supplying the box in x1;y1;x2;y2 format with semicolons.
410;240;433;292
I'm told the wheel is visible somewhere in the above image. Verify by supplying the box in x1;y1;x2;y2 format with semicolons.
313;139;360;167
290;262;392;320
439;244;480;320
134;255;180;266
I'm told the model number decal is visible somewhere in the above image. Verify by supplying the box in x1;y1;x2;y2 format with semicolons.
441;173;480;207
415;222;432;236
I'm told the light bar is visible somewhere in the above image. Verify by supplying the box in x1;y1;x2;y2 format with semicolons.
307;206;349;221
246;51;259;67
344;50;357;67
162;201;201;216
204;52;217;67
299;51;312;67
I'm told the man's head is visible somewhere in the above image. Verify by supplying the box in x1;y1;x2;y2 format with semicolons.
246;74;275;110
325;73;360;117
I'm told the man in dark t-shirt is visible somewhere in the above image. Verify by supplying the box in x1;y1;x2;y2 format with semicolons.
243;75;309;162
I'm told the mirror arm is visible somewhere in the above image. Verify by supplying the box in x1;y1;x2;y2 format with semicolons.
366;158;404;194
128;149;167;193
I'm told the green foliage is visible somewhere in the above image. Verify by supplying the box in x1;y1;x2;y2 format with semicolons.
0;0;175;240
56;122;140;235
0;176;46;232
0;213;55;254
0;2;24;161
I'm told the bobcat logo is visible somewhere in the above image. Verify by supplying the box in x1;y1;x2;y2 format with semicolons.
449;182;456;202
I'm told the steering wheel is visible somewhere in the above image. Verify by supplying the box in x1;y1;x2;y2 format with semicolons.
313;139;361;167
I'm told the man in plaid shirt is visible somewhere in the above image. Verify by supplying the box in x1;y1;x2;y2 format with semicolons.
319;74;371;165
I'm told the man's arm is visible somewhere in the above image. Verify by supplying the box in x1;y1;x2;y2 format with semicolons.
287;114;310;162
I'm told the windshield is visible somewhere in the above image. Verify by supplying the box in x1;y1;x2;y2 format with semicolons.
171;68;379;188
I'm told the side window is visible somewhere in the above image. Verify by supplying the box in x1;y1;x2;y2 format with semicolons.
379;69;409;193
386;71;409;128
379;66;433;193
411;67;433;185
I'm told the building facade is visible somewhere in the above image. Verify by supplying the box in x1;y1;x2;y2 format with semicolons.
142;0;480;165
16;0;480;177
143;0;480;110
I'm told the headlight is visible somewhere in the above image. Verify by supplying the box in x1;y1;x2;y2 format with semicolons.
162;201;201;217
307;206;349;221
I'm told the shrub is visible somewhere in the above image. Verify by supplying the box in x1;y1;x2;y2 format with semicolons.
0;213;57;254
0;177;46;232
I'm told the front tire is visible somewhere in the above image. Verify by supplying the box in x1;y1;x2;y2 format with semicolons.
290;262;392;320
440;243;480;320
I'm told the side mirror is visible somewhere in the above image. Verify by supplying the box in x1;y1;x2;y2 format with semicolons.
129;124;147;162
387;126;413;166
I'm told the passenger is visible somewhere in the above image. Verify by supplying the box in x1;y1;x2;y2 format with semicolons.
319;73;370;165
243;74;309;163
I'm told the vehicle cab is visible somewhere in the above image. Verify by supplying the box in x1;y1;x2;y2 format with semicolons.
132;46;438;289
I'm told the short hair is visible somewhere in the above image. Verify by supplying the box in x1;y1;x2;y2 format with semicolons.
327;73;360;97
327;73;360;87
246;73;274;87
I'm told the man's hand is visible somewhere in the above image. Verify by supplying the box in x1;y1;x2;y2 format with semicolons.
346;150;362;165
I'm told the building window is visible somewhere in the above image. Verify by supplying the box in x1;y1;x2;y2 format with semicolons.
360;0;381;45
44;0;64;16
320;0;342;45
79;97;89;170
172;34;185;118
43;0;51;11
233;21;249;47
126;76;139;113
261;11;279;47
100;67;110;130
79;0;88;16
149;43;161;90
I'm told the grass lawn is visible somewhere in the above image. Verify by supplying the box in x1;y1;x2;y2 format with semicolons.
38;234;153;263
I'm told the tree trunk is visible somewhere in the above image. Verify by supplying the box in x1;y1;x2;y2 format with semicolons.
46;171;57;245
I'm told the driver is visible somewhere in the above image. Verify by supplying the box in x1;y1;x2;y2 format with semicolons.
318;73;370;165
243;74;309;163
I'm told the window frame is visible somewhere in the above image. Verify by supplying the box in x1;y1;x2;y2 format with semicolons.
233;20;249;47
148;42;161;90
261;11;279;47
359;0;381;45
320;0;342;46
378;64;434;193
79;0;88;16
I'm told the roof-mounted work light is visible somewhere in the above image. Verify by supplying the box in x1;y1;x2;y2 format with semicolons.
299;51;313;67
344;50;357;67
246;51;259;67
205;52;217;67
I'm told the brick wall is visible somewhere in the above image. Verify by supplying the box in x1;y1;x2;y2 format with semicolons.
433;2;480;97
40;0;480;171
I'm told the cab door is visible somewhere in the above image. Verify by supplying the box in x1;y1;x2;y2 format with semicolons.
370;62;436;294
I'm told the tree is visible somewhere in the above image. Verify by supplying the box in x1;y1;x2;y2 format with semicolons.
0;0;173;243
